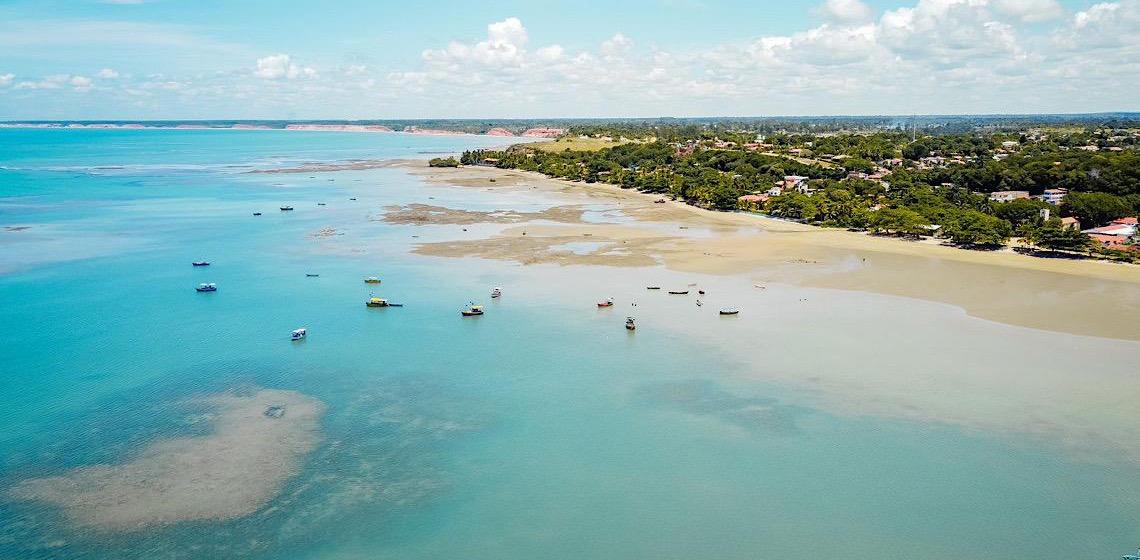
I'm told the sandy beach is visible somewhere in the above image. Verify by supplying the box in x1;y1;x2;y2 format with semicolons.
401;162;1140;341
9;388;325;531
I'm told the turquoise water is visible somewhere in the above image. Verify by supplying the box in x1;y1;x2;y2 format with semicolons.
1;129;1138;559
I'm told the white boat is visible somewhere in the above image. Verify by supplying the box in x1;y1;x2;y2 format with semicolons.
291;328;307;341
625;317;636;330
491;287;502;298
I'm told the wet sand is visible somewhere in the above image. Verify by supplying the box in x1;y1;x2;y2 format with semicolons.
9;388;324;531
403;162;1140;341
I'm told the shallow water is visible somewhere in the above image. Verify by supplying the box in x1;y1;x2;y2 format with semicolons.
1;129;1138;559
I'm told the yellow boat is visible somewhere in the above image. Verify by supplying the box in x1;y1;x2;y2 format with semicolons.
366;297;389;308
364;276;381;284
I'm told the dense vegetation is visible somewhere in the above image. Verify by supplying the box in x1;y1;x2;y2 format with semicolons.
461;126;1140;260
428;157;459;168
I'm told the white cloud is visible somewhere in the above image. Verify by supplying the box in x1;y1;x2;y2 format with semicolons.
600;33;634;56
69;75;93;90
816;0;874;23
0;73;13;87
992;0;1065;22
97;68;120;79
254;54;316;79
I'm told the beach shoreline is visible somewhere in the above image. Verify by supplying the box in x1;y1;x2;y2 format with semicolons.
396;160;1140;341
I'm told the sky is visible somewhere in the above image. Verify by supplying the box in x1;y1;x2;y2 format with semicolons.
0;0;1136;119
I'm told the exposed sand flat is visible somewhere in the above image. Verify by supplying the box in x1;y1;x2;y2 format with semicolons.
9;388;324;531
252;159;400;174
404;162;1140;340
380;203;585;226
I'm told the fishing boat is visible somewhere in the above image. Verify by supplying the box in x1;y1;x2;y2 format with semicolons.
280;206;294;211
668;289;689;295
291;328;307;341
625;317;636;330
253;212;262;216
365;297;390;308
364;277;381;284
597;298;614;308
195;283;217;292
192;261;210;267
719;308;740;316
491;287;502;298
646;286;661;290
461;303;484;317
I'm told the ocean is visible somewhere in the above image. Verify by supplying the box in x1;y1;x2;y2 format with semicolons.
1;128;1137;559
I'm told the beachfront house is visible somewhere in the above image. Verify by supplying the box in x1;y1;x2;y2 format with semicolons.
737;194;768;211
1084;217;1139;249
989;190;1030;202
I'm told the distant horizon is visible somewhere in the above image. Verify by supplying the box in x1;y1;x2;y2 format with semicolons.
3;111;1139;123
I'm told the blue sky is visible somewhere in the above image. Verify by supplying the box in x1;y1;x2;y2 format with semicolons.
0;0;1136;119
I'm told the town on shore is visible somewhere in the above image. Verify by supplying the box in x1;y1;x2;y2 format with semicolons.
433;117;1139;264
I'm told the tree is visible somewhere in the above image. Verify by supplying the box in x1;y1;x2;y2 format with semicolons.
943;209;1011;247
993;198;1051;229
1062;192;1131;227
1033;224;1094;253
869;207;928;237
767;192;819;221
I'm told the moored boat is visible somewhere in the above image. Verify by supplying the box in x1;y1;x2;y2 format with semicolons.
461;303;484;317
719;308;740;316
625;317;636;330
192;261;210;267
364;276;381;284
668;289;689;295
195;283;217;292
597;298;614;308
253;212;262;216
291;327;307;341
646;286;661;290
280;206;294;211
365;297;389;308
491;287;502;298
306;273;319;277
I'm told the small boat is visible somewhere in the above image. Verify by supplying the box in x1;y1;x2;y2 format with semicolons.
291;328;307;341
253;212;262;216
364;277;381;284
698;290;706;295
461;303;484;317
192;261;210;267
386;303;404;307
719;308;740;316
625;317;636;330
654;198;667;204
317;202;326;206
306;273;319;277
280;206;294;211
365;297;390;308
195;283;217;292
349;197;357;201
646;286;661;290
696;300;703;307
668;290;689;295
597;298;614;308
491;287;502;299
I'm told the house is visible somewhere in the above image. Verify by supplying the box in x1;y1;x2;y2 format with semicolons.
480;157;500;166
1001;140;1019;149
783;175;808;190
1060;217;1081;230
1084;217;1138;248
767;185;784;197
989;190;1030;202
737;194;768;211
1037;188;1068;205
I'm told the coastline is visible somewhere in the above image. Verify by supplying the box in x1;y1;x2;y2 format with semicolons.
399;161;1140;341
